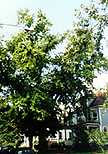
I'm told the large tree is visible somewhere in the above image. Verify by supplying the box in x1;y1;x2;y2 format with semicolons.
0;9;62;151
46;0;108;149
0;1;108;152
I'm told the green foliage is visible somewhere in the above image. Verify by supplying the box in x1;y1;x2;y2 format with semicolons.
89;129;107;146
18;9;33;27
100;0;108;5
47;0;108;145
73;124;89;144
88;129;108;152
0;9;61;148
0;0;108;150
0;97;23;147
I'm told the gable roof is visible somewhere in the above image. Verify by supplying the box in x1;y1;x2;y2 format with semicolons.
89;96;105;107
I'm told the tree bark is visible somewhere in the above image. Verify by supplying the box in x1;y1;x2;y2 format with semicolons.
29;135;33;149
38;133;48;153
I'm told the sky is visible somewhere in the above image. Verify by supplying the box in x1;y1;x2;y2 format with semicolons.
0;0;89;33
0;0;108;90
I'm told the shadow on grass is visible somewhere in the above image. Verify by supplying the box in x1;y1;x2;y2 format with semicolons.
37;143;108;154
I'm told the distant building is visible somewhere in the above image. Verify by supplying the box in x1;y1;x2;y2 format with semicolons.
21;94;108;148
87;95;108;132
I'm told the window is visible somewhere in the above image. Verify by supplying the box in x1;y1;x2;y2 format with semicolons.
90;110;97;121
93;111;97;120
103;126;107;132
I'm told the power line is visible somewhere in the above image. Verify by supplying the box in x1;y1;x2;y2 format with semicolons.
0;23;34;31
0;23;24;28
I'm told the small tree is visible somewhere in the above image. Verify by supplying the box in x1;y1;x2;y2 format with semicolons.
88;129;108;152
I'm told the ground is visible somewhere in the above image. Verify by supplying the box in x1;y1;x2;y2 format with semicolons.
38;150;108;154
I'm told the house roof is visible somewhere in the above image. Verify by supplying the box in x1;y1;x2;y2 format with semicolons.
89;96;105;107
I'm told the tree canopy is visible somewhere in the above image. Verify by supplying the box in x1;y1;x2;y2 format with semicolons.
44;0;108;146
0;10;62;149
0;0;108;152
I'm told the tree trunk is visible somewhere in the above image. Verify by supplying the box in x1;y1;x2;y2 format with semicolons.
29;135;33;149
38;133;48;153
